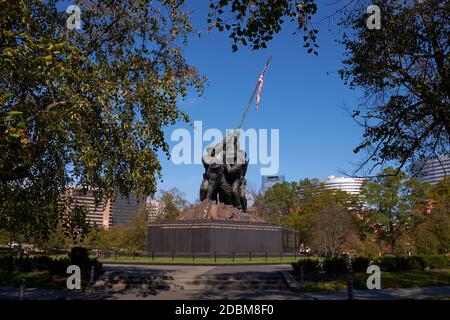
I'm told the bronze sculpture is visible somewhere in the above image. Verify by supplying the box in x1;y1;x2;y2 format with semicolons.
199;57;272;213
200;132;248;212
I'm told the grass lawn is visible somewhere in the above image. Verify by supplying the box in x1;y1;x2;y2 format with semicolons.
294;269;450;292
0;271;66;289
99;255;303;264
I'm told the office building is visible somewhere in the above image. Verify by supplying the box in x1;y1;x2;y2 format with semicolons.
64;187;145;228
108;193;145;226
416;155;450;184
261;175;285;193
323;176;365;195
147;199;164;222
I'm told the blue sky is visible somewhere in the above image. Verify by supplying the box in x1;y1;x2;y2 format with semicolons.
157;2;368;202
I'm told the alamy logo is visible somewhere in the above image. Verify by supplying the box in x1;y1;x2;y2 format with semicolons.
366;264;381;289
366;5;381;30
170;121;280;175
66;5;81;30
66;265;81;290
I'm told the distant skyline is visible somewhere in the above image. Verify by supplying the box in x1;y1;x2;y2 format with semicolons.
156;2;368;202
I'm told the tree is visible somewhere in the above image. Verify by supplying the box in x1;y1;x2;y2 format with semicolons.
0;0;204;240
339;0;449;174
309;202;358;257
38;224;71;251
0;229;10;246
158;187;188;221
427;177;450;212
207;0;319;54
122;204;149;252
209;0;449;178
107;226;129;251
259;178;360;247
361;167;429;253
260;182;301;216
413;178;450;254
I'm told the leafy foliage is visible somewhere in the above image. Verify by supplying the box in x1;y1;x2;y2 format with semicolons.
120;204;150;252
69;246;102;278
292;255;450;276
256;179;361;249
339;0;449;173
412;178;450;254
309;202;359;257
361;167;429;253
323;256;351;275
291;258;320;275
0;0;204;240
157;187;188;221
0;252;102;280
207;0;319;54
260;181;302;216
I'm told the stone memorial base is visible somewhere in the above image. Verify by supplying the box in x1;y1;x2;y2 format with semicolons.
148;201;299;254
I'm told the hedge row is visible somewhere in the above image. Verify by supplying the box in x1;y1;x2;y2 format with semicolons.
0;247;102;280
292;255;450;275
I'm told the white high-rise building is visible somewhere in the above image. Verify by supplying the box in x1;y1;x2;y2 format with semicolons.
416;155;450;184
147;199;164;222
323;176;365;195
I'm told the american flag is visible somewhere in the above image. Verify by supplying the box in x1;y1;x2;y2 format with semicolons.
255;57;271;110
255;73;264;111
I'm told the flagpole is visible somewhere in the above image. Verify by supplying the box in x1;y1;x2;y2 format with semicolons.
236;56;272;131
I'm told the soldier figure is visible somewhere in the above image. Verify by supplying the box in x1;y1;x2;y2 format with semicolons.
225;150;248;211
238;153;248;212
200;142;227;203
199;132;248;212
200;144;214;201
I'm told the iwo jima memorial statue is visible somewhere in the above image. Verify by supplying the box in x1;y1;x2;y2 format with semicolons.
148;58;299;256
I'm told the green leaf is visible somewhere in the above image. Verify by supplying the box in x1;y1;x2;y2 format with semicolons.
8;111;23;117
8;133;20;139
17;121;26;129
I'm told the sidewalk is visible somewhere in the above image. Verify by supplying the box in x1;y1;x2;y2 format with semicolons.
1;264;449;300
303;285;450;300
0;286;115;300
0;285;449;300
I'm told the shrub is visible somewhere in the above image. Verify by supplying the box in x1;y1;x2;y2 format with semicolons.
0;249;103;281
292;258;320;275
30;256;52;271
352;257;371;273
292;255;449;275
0;256;14;272
16;256;32;272
323;257;349;275
47;257;70;276
378;256;427;272
422;255;450;269
379;256;405;272
69;247;102;279
69;247;90;264
406;256;425;271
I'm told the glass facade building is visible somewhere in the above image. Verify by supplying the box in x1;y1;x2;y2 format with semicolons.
261;175;286;193
416;155;450;184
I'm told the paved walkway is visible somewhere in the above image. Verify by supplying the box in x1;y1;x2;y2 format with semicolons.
305;286;450;300
2;285;447;300
0;264;449;300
